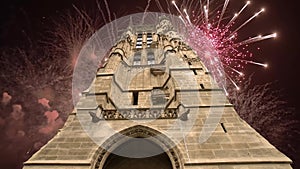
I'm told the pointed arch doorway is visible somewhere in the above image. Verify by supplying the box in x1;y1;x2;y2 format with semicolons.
93;125;183;169
103;137;173;169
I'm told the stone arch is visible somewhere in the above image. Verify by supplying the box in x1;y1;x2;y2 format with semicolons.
164;45;175;52
92;125;183;169
111;48;125;60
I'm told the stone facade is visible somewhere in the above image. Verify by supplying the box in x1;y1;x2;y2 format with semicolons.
24;17;292;169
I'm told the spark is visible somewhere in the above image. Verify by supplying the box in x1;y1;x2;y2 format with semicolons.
230;8;265;37
227;1;251;27
248;61;268;67
235;33;277;47
170;0;274;91
230;58;268;68
204;5;209;24
222;85;229;96
264;63;268;68
224;64;244;76
206;0;210;14
172;1;185;18
179;15;187;24
217;0;230;28
227;74;240;90
183;9;192;24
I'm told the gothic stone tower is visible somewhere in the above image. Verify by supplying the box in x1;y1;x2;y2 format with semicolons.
24;16;292;169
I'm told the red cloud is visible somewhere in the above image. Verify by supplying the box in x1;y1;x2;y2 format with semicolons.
44;110;59;124
1;92;12;105
38;98;51;109
39;110;64;134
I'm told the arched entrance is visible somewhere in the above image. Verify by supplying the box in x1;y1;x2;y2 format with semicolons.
103;138;172;169
92;125;183;169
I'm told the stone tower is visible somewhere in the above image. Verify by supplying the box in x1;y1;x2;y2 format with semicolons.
24;16;292;169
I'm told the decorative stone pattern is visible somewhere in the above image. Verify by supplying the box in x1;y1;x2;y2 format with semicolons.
88;108;180;121
92;125;183;169
23;17;292;169
101;109;178;120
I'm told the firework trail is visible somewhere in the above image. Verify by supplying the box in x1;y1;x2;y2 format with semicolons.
142;0;152;24
227;75;300;165
0;48;71;168
169;0;276;93
0;0;298;168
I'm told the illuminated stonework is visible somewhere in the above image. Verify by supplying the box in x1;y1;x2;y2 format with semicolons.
23;16;292;169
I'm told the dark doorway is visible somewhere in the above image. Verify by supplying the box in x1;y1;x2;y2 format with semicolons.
103;138;173;169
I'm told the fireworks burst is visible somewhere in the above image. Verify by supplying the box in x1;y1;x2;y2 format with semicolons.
0;0;298;168
163;0;277;93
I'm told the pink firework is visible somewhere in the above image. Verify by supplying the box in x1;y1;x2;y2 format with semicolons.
168;0;276;94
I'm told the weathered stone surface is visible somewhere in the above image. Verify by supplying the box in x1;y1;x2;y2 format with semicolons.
23;18;292;169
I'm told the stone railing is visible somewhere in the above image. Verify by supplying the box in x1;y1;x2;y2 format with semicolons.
89;108;178;122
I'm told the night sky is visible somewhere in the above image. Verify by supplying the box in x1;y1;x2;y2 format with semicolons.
1;0;299;109
0;0;299;168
